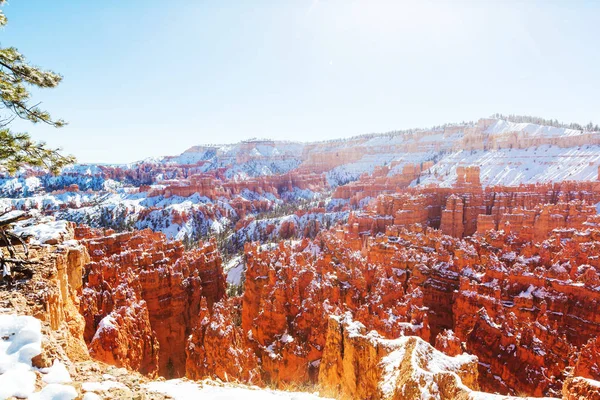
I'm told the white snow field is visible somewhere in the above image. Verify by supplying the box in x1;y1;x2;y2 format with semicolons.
418;145;600;187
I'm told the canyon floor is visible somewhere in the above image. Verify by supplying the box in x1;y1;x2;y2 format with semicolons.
2;117;600;399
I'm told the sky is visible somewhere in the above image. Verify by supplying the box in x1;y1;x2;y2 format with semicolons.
2;0;599;164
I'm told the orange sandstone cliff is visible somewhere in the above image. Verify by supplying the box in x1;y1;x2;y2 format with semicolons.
75;227;226;377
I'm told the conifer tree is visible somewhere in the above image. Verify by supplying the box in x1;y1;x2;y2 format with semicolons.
0;1;75;281
0;0;74;175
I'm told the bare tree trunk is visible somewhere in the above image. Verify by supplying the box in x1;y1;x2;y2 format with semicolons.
0;211;38;281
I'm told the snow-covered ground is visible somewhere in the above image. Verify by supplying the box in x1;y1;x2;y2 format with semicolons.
167;141;304;165
417;145;600;187
224;255;245;286
0;186;344;259
485;119;586;137
164;141;305;179
0;314;77;400
145;379;331;400
326;152;436;186
11;214;72;245
0;119;597;195
0;188;271;241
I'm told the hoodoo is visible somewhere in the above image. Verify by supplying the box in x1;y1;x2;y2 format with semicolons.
4;117;600;399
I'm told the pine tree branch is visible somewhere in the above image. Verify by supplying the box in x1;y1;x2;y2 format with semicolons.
0;2;72;174
0;59;29;81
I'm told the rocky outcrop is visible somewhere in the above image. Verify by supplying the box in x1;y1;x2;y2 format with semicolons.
440;195;465;238
461;307;568;396
318;314;488;400
40;241;91;362
240;235;430;385
299;147;364;174
0;223;90;364
563;377;600;400
185;297;261;383
356;179;600;239
434;329;463;357
0;221;97;393
450;228;600;396
332;162;430;203
476;200;598;242
574;337;600;381
456;166;481;187
87;300;160;375
76;228;226;377
147;172;328;201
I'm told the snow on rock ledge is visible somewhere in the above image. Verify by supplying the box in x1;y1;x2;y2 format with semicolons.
11;213;74;245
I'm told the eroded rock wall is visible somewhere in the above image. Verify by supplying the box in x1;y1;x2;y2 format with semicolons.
76;228;226;377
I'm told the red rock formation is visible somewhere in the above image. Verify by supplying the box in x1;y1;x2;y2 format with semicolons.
26;239;91;362
64;175;600;397
462;308;568;396
149;172;328;201
318;314;482;400
350;179;600;239
434;329;463;356
574;336;600;381
476;200;599;242
440;195;464;237
229;188;600;396
447;227;600;396
332;162;430;203
87;298;160;376
455;165;481;187
563;377;600;400
76;228;226;377
347;211;393;235
240;233;434;385
185;298;261;384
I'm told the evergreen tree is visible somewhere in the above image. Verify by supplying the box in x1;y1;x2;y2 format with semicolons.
0;1;74;175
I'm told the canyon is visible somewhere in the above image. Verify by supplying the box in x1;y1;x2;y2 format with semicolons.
3;117;600;399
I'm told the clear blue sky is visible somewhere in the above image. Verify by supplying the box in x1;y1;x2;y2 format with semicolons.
3;0;599;163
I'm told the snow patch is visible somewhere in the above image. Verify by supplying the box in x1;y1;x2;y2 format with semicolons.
224;256;245;286
42;360;72;384
0;314;76;399
144;379;331;399
12;216;71;245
